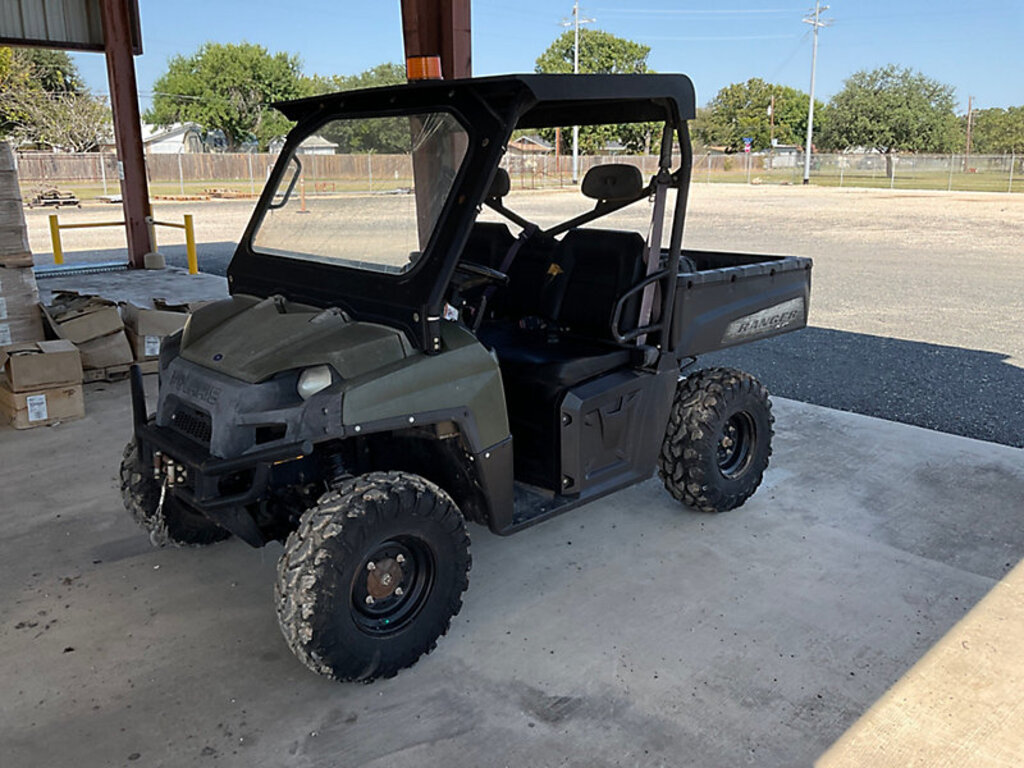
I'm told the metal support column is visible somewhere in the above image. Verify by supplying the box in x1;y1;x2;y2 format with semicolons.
400;0;472;79
100;0;152;268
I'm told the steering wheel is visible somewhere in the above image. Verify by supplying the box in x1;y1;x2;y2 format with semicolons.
454;260;509;287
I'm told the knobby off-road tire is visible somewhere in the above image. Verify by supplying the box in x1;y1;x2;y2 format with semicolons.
659;367;774;514
119;439;231;548
275;471;471;683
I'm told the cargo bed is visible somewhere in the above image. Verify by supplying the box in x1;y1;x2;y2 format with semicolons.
670;249;812;357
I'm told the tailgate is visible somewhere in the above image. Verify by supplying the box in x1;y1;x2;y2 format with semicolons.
671;250;812;357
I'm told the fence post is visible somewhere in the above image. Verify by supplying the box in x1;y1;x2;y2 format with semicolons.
839;157;844;187
1010;151;1016;194
177;151;184;195
890;156;896;189
99;153;108;196
706;153;711;184
948;154;954;191
248;152;255;196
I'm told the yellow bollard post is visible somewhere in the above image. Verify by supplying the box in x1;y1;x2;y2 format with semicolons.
184;214;198;275
48;214;64;265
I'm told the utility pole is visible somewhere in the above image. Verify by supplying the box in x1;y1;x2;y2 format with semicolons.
768;92;775;170
562;2;594;183
801;2;831;185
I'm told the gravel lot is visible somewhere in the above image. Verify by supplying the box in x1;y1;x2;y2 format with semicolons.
25;183;1024;445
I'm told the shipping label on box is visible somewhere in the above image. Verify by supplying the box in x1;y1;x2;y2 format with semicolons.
0;339;82;392
25;393;47;422
0;380;84;429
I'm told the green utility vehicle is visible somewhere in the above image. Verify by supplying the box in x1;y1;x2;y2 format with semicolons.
122;74;812;682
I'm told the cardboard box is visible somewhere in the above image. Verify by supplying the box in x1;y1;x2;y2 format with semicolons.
0;247;33;269
0;339;82;392
77;329;134;370
0;379;84;429
122;301;189;360
0;267;40;317
43;292;124;344
0;312;45;346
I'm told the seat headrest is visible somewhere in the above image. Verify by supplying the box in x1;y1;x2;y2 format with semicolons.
487;168;510;199
581;164;644;201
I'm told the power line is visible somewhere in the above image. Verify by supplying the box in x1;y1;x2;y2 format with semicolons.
801;1;832;185
643;34;798;41
594;7;802;14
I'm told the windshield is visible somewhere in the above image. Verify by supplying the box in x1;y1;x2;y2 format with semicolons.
252;112;468;274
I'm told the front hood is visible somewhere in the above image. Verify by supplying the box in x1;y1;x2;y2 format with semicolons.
180;294;414;383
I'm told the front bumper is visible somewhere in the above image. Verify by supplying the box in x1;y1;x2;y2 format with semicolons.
130;365;305;545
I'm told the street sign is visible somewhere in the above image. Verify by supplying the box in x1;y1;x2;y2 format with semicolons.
743;137;753;154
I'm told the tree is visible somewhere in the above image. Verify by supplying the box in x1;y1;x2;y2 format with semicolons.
305;63;409;153
0;46;110;151
145;42;306;150
535;29;656;155
692;78;817;153
970;107;1024;154
819;65;960;176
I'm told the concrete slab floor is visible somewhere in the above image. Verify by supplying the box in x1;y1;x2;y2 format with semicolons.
1;379;1022;768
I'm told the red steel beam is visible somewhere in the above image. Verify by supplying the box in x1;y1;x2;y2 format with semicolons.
100;0;152;268
400;0;471;79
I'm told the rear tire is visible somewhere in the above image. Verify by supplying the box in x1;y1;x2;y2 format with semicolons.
659;368;773;513
119;439;231;548
275;471;471;682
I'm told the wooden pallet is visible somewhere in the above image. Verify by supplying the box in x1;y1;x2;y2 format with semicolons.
82;359;158;383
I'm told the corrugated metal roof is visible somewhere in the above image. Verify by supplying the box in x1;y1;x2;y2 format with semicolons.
0;0;141;54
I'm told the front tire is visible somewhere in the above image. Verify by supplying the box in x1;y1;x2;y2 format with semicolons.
275;471;471;682
659;368;773;513
119;439;230;548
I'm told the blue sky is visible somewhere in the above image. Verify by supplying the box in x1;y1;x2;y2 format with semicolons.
71;0;1022;113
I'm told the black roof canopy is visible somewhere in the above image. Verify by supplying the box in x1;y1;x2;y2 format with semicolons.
275;73;696;129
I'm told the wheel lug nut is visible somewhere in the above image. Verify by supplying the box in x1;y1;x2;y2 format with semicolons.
365;595;375;605
396;554;405;564
394;587;404;596
366;561;376;571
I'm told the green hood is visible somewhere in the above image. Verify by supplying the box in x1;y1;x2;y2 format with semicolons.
180;295;415;384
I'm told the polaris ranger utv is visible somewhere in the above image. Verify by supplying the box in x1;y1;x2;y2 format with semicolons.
121;74;812;682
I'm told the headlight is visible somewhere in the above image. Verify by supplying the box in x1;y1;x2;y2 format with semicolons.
297;365;333;400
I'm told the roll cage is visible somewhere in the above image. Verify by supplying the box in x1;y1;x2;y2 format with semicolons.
227;73;697;354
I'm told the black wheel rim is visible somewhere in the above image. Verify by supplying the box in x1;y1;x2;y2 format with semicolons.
717;411;756;479
351;537;435;636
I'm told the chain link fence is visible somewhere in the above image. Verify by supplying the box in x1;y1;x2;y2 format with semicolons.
11;150;1023;198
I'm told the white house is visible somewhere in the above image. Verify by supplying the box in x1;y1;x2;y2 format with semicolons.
142;122;204;154
268;135;339;155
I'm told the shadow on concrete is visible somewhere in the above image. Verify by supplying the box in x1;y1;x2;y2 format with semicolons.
702;326;1024;448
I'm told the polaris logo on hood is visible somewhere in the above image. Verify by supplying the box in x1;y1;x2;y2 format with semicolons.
722;298;804;343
